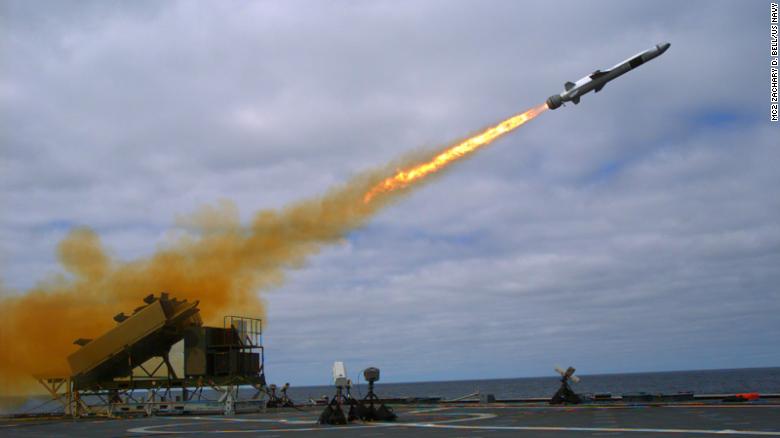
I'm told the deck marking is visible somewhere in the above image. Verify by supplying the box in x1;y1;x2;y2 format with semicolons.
408;407;451;414
127;412;494;434
127;409;780;436
128;423;386;434
395;423;780;436
438;404;780;410
180;416;315;424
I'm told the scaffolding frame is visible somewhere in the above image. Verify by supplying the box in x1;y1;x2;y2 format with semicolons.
35;316;267;418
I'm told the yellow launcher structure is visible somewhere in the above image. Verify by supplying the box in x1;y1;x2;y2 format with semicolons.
67;293;201;389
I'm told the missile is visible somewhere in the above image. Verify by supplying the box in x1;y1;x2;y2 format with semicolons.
546;42;670;110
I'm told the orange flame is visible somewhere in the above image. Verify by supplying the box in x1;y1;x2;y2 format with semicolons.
364;103;548;203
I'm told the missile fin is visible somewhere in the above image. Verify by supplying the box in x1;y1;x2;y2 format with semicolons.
572;96;580;104
594;83;605;93
564;81;576;91
589;70;609;79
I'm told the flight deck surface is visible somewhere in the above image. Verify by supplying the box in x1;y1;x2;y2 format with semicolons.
2;403;780;437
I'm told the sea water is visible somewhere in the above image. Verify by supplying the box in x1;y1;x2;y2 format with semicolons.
288;367;780;402
4;367;779;415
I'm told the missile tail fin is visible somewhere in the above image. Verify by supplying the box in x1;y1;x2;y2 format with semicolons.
564;81;576;91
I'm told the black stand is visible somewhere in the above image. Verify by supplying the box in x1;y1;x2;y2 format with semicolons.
266;385;282;408
318;387;348;425
319;382;396;424
550;378;582;404
280;383;295;408
356;380;397;421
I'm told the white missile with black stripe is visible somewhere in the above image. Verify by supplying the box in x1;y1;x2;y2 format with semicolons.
546;42;670;110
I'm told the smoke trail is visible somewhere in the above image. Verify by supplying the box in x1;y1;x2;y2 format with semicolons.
0;173;388;396
0;104;546;396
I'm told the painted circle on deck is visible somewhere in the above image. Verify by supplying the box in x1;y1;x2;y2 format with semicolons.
127;408;780;436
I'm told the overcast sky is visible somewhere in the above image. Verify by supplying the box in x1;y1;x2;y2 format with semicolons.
1;0;778;386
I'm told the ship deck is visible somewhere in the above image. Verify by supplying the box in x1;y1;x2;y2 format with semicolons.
2;402;780;437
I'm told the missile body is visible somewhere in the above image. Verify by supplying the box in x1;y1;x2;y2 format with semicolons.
546;42;670;109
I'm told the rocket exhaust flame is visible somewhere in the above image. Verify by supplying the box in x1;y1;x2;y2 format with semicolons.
0;103;546;396
363;103;548;203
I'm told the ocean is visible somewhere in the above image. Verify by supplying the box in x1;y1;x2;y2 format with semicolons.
3;367;779;415
285;367;780;403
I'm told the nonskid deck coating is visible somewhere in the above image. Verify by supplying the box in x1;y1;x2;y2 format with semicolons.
2;404;780;437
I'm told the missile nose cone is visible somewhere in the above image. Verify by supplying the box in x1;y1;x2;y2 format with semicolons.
657;42;671;53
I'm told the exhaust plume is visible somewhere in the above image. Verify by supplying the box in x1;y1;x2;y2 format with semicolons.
364;103;547;202
0;104;546;396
